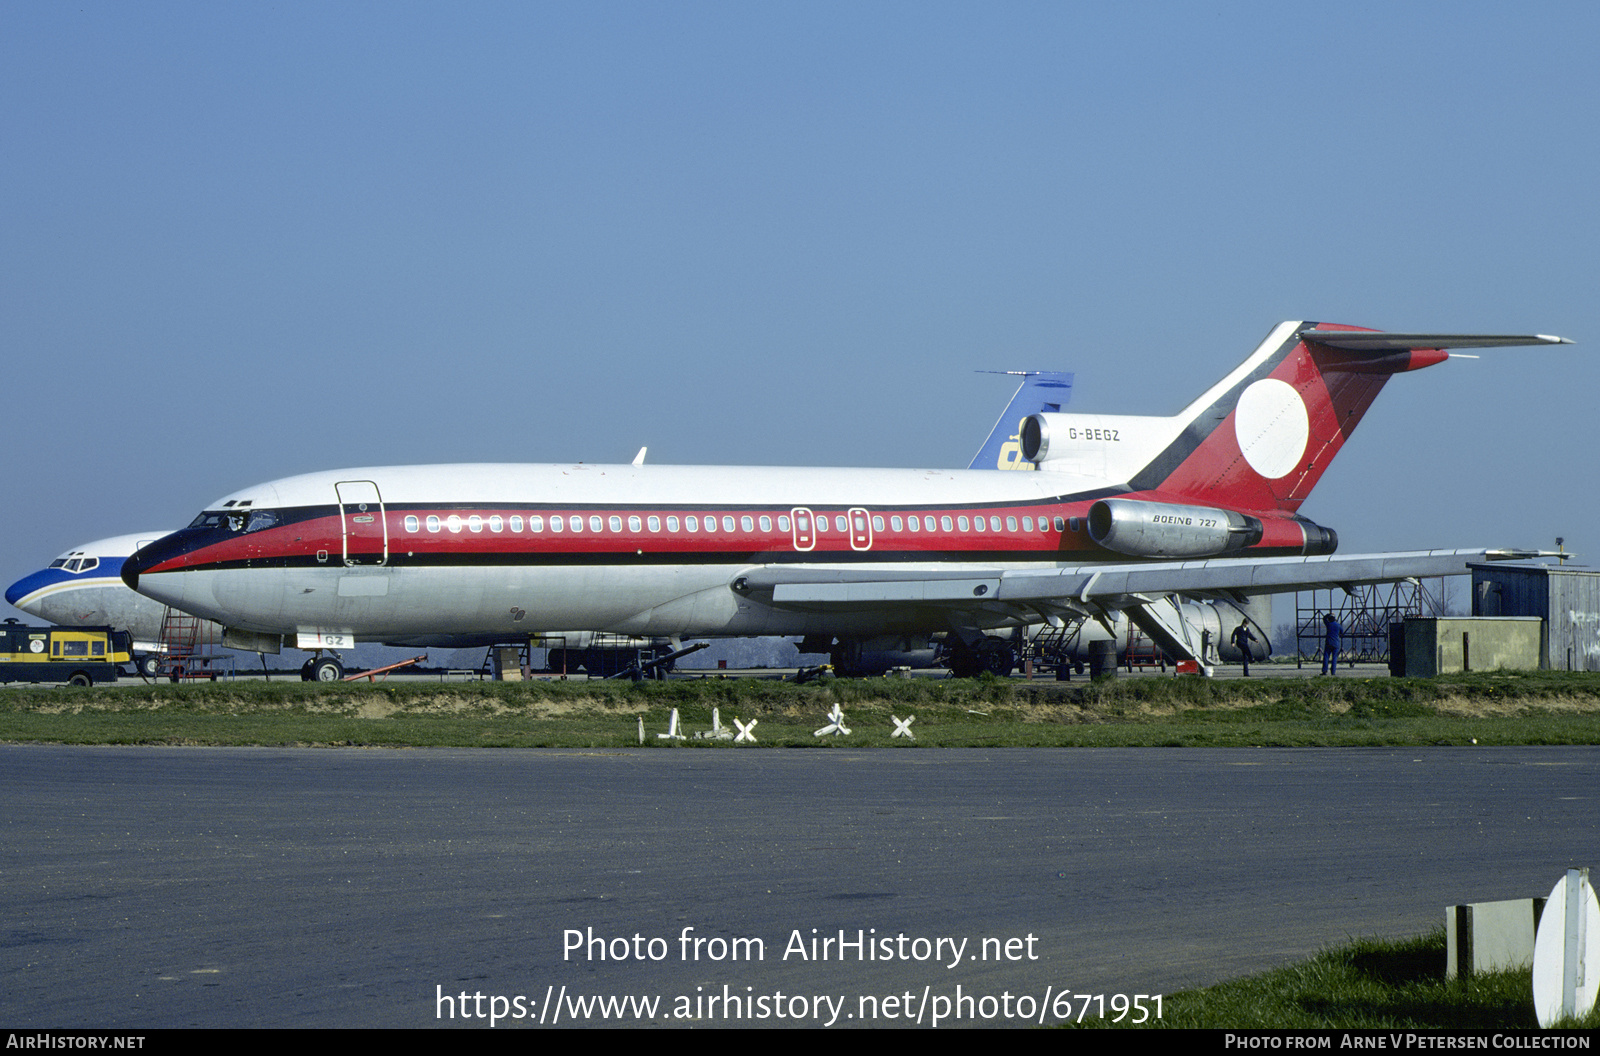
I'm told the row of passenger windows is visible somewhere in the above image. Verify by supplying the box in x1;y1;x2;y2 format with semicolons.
398;512;1072;536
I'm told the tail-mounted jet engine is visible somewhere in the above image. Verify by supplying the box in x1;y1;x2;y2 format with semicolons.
1087;498;1262;559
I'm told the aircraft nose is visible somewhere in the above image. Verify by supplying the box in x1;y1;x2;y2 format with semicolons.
121;532;197;599
120;553;142;591
5;570;49;608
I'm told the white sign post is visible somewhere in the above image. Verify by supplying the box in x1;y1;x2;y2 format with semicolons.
1532;867;1599;1027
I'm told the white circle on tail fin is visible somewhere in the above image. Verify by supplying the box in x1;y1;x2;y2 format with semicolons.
1234;378;1309;480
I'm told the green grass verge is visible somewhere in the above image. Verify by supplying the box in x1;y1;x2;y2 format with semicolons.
1062;930;1600;1029
1;670;1598;748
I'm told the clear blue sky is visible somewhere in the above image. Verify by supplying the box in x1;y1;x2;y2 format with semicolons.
3;1;1594;625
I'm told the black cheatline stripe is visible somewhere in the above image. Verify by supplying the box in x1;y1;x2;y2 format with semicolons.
153;542;1315;575
168;496;1123;558
1125;326;1310;493
153;486;1152;575
154;550;1084;572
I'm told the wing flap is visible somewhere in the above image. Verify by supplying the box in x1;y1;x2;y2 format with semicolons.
746;550;1548;611
997;549;1498;602
771;578;1001;603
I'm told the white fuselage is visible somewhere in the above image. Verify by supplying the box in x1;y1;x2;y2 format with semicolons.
127;461;1125;643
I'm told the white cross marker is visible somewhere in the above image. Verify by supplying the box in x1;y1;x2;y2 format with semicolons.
814;703;851;737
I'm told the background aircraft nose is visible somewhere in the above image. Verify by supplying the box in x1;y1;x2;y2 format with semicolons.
5;570;51;608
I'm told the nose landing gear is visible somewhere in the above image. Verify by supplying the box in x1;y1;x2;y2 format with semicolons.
300;654;344;681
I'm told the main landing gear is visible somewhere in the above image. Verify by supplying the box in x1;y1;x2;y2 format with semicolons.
943;635;1016;678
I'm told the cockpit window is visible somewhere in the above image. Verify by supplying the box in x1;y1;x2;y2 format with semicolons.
244;510;279;534
188;510;252;532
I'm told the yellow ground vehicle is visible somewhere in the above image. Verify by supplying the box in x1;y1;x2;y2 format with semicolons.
0;620;132;686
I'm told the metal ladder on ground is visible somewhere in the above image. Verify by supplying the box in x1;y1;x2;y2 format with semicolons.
156;607;206;680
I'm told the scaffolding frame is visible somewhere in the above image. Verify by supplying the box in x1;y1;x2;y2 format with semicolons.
1293;577;1452;666
1022;619;1166;676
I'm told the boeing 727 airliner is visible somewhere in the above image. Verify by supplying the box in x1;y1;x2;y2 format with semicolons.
121;321;1571;676
7;366;1077;679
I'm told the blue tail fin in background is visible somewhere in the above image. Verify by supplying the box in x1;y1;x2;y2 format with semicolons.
970;371;1074;470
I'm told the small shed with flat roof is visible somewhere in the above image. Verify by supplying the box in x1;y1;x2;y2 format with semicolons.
1470;563;1600;671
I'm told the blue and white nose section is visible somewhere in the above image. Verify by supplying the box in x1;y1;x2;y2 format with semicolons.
5;568;57;612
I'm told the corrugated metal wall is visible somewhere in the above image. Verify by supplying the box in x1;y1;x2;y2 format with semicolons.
1472;564;1600;671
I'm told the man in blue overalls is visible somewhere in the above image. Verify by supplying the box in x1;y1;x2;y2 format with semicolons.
1321;613;1343;675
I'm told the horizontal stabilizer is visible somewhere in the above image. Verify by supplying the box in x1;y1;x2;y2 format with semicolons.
1301;330;1573;351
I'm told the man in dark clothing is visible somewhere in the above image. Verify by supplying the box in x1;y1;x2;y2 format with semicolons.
1230;621;1258;676
1321;613;1343;675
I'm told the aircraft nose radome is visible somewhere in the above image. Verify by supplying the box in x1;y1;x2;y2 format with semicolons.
120;552;144;591
123;531;202;596
5;569;54;609
5;573;36;608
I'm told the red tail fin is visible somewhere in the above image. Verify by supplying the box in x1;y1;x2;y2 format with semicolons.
1131;322;1567;513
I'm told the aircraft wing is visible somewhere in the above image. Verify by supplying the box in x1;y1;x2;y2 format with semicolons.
739;549;1546;611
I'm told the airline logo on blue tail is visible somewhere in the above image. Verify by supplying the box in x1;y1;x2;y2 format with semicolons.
969;371;1074;471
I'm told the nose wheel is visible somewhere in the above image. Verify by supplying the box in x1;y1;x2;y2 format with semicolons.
300;654;345;681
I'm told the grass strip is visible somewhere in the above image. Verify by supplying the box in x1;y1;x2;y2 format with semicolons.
1062;930;1600;1029
1;670;1598;748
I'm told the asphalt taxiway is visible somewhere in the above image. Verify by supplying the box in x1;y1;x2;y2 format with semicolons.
4;745;1596;1028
